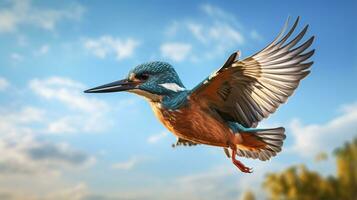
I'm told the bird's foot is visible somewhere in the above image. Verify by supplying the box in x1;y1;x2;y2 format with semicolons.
232;158;253;173
231;148;253;173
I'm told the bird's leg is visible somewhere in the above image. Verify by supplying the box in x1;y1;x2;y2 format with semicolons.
231;148;253;173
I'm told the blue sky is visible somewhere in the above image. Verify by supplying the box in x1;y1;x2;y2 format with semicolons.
0;0;356;199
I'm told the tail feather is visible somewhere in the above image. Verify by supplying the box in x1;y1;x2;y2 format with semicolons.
236;127;286;161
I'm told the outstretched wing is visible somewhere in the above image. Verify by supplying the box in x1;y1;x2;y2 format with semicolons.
190;17;314;128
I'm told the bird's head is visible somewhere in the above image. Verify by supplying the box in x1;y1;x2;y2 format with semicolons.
84;61;185;102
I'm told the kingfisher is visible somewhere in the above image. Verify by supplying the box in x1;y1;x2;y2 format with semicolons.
85;17;314;173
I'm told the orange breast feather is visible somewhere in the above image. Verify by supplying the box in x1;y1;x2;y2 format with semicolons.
150;99;234;147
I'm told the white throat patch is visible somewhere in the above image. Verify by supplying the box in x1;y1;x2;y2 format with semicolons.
159;83;185;92
128;89;162;102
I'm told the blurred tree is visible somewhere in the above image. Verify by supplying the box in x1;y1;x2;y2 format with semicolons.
334;138;357;200
240;190;255;200
314;152;328;162
263;137;357;200
263;165;337;200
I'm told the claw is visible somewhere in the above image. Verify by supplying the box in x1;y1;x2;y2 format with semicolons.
231;148;253;173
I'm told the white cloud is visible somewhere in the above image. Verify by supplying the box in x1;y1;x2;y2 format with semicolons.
47;117;77;134
10;52;23;62
151;158;288;200
188;21;244;45
162;4;248;61
190;4;245;46
84;36;139;60
172;164;246;200
250;30;263;41
111;157;141;170
0;77;112;200
165;21;179;37
34;44;50;56
30;77;107;113
147;131;168;144
47;115;108;134
1;106;45;124
0;182;89;200
45;183;88;200
0;0;85;33
209;23;244;44
29;77;110;134
160;42;192;62
200;4;235;22
0;77;9;91
0;106;95;176
187;23;206;43
290;101;357;157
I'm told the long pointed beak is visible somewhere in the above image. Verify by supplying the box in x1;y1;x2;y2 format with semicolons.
84;79;139;93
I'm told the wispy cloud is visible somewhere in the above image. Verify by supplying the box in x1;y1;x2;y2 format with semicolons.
200;3;236;23
160;42;192;62
111;157;142;170
0;0;85;33
29;77;111;134
1;106;44;124
290;101;357;157
199;4;245;45
30;77;107;113
250;30;263;41
147;131;168;144
84;36;139;60
10;52;23;62
161;4;250;62
0;77;9;91
188;21;244;45
34;44;50;56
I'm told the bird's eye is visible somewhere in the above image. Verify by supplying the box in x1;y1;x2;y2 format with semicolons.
136;73;149;81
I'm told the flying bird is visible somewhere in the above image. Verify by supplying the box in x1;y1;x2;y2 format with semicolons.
85;17;314;173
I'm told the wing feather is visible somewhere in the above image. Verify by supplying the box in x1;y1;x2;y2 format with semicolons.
190;17;314;127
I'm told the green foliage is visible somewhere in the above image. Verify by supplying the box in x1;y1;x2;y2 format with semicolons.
262;138;357;200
